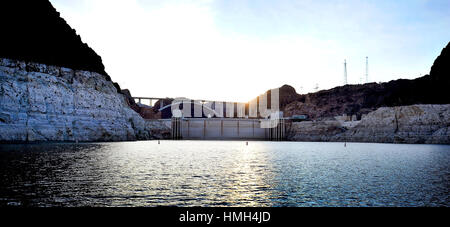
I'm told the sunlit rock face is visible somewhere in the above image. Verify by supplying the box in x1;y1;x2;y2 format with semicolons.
338;104;450;144
0;58;170;142
287;104;450;144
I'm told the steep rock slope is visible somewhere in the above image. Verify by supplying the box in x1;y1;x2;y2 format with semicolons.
0;59;170;142
0;0;108;77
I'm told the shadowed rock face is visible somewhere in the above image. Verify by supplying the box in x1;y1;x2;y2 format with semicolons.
278;85;303;108
0;0;108;78
121;89;141;113
120;89;172;119
430;42;450;81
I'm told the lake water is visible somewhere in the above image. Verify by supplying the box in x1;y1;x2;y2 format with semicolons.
0;141;449;207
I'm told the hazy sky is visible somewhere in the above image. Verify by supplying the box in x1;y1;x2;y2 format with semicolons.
51;0;450;102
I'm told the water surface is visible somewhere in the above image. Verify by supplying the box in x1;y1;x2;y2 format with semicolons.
0;141;449;207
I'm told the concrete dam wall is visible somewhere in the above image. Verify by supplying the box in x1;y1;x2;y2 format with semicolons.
159;118;285;140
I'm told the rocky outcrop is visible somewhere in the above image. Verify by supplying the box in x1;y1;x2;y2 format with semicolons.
287;104;450;144
283;83;387;119
286;120;346;142
120;89;169;119
0;58;170;142
120;89;141;113
0;0;108;77
430;41;450;82
338;104;450;144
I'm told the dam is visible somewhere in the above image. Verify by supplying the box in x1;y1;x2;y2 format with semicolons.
155;118;286;141
135;95;287;141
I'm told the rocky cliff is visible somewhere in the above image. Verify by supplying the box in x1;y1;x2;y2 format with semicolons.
120;89;171;119
0;0;108;77
0;0;173;142
287;104;450;144
0;58;170;142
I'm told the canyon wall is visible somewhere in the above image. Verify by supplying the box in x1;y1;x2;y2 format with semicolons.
0;0;108;77
287;104;450;144
0;58;170;142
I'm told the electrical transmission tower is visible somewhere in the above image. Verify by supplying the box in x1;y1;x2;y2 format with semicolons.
344;59;347;85
365;56;369;83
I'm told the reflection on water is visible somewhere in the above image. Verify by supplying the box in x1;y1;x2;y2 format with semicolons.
0;141;449;207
